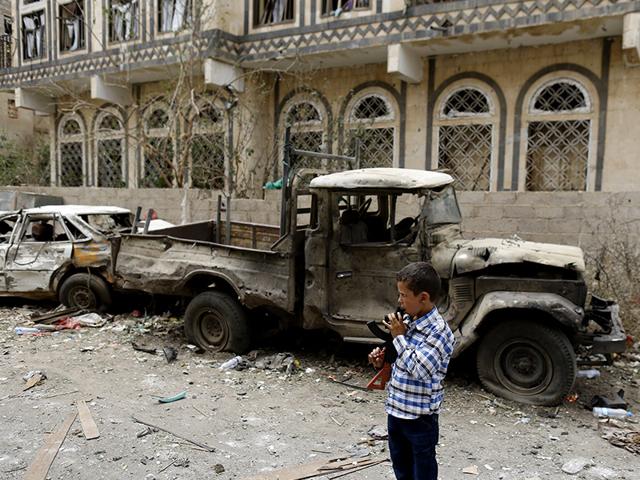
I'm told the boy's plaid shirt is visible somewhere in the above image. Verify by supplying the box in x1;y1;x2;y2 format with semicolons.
385;307;455;419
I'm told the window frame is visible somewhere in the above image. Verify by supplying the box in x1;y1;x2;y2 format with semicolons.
57;112;87;187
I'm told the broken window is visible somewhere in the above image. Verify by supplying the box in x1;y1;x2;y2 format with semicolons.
59;1;86;52
110;0;139;42
345;92;396;168
95;111;126;188
58;115;85;187
21;10;46;60
159;0;192;33
254;0;294;26
141;105;174;188
0;215;18;243
284;100;325;171
436;87;494;191
20;215;69;243
322;0;370;16
191;103;226;190
525;79;592;191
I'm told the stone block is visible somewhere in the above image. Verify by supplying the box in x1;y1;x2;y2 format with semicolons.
503;205;536;219
536;206;565;219
546;219;584;235
515;218;549;234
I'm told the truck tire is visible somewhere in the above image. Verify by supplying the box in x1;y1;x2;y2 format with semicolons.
476;319;576;406
184;291;250;354
59;273;112;311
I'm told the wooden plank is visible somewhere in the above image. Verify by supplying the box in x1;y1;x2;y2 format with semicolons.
241;456;384;480
24;411;77;480
77;400;100;440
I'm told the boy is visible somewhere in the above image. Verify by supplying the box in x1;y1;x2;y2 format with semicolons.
368;262;455;480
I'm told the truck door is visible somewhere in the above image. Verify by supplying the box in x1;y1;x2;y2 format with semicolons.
327;192;420;340
4;213;73;293
0;214;20;292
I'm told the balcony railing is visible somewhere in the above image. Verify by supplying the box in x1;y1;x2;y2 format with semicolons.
0;34;11;69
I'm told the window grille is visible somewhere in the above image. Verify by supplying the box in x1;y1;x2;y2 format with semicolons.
141;105;174;188
21;10;46;60
159;0;192;33
345;93;396;168
191;104;226;190
58;116;84;187
59;1;86;52
284;101;325;170
322;0;370;16
110;0;139;42
525;80;592;191
96;112;126;188
436;87;494;190
526;120;589;191
254;0;294;26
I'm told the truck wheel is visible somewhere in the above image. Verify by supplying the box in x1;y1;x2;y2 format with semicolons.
476;320;576;406
184;291;250;354
59;273;112;311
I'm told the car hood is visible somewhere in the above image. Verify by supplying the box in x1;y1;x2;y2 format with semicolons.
433;237;586;276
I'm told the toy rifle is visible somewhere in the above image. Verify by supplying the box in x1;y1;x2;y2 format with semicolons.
366;308;404;390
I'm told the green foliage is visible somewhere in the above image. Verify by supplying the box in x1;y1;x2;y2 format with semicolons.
0;133;50;186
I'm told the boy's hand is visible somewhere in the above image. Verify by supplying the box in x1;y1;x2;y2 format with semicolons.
383;312;407;338
368;347;385;369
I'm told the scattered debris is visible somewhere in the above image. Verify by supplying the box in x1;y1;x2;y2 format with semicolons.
213;463;225;474
131;416;215;452
132;342;157;355
136;427;158;438
23;411;77;480
462;465;479;475
31;307;83;324
367;425;388;440
600;424;640;454
71;312;107;328
591;389;627;410
162;346;178;363
576;369;601;379
76;399;100;440
244;455;388;480
561;457;594;474
22;370;47;391
156;390;187;404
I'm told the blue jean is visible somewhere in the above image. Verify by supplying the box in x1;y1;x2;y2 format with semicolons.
387;414;439;480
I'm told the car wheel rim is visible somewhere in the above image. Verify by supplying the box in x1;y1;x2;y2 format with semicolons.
69;286;96;309
199;310;228;350
494;339;553;396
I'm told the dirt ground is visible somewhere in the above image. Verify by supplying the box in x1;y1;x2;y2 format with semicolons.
1;301;639;480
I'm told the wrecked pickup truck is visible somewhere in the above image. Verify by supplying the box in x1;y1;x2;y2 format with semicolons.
0;205;169;310
114;167;626;405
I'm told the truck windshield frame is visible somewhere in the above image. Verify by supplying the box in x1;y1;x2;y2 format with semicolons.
422;185;462;227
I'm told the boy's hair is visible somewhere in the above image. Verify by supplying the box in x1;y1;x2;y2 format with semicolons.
396;262;441;301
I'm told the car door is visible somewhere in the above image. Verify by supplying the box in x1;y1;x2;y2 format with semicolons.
326;192;421;339
0;213;20;292
4;213;73;293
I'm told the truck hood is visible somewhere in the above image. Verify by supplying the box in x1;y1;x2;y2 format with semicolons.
434;237;586;276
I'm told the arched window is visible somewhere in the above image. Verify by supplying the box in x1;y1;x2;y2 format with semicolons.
282;97;326;171
524;78;593;191
344;90;397;168
95;109;126;187
58;114;85;187
141;103;174;188
435;86;495;191
190;100;226;190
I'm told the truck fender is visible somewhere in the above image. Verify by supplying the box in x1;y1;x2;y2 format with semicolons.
453;291;583;356
179;270;243;300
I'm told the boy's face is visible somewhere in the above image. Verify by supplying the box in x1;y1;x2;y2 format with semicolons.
397;281;431;318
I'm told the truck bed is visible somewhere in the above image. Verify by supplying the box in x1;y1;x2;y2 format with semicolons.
113;220;294;312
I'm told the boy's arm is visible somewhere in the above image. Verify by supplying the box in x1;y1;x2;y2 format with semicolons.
393;329;452;380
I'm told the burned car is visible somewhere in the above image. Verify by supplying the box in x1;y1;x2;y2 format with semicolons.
0;205;168;310
114;167;626;406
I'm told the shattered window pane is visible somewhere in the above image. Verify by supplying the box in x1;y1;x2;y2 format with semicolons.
352;95;390;120
83;213;131;234
0;216;18;243
438;124;492;191
59;1;86;52
110;0;140;42
159;0;192;33
21;10;46;60
534;82;587;112
254;0;294;25
322;0;370;15
443;88;490;117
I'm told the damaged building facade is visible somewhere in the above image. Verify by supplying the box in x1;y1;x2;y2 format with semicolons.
0;1;639;215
